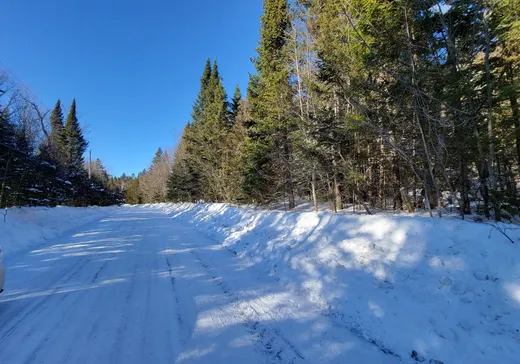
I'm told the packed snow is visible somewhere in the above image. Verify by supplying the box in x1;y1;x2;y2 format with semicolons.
0;203;518;363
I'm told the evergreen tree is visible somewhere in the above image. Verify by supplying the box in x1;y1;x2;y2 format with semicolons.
204;61;229;132
152;147;163;166
180;60;231;201
124;175;142;204
0;109;16;206
168;125;199;202
231;84;242;122
220;98;250;201
64;99;88;174
192;59;213;125
0;108;16;149
90;158;109;185
49;100;66;158
246;0;295;207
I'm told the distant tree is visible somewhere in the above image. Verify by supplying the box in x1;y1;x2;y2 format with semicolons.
231;84;242;122
90;158;109;185
192;59;213;125
64;99;88;174
49;100;66;162
140;147;171;203
169;127;195;202
220;97;250;202
124;175;142;204
0;109;17;206
176;60;231;202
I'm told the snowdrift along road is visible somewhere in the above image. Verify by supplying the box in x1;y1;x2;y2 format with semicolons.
0;203;518;363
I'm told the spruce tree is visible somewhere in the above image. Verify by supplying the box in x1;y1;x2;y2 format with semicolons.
0;109;15;149
168;124;200;202
205;60;229;131
0;110;16;206
64;99;88;174
197;60;229;200
152;147;163;166
192;59;213;125
49;99;66;157
231;84;242;122
178;60;223;202
246;0;295;207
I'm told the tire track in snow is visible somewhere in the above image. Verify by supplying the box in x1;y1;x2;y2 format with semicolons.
164;256;197;350
0;257;91;342
91;260;108;283
323;310;402;360
188;247;306;364
218;229;404;361
109;260;139;363
165;257;184;335
19;257;115;364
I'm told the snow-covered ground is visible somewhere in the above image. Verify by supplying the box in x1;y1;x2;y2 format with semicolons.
1;206;117;256
0;205;396;363
0;203;518;363
152;203;520;364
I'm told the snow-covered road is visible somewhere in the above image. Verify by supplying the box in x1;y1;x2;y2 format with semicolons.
0;207;398;364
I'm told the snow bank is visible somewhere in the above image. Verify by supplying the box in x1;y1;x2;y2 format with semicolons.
0;206;116;256
150;202;520;364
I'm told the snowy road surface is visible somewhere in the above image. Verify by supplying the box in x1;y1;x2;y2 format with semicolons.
0;207;400;363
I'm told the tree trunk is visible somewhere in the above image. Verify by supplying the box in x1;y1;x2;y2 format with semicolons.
509;69;520;170
334;174;341;212
475;125;490;218
436;175;443;218
404;7;438;218
0;155;13;208
333;156;342;212
284;132;295;210
400;187;414;213
423;170;433;217
379;138;385;209
327;177;335;213
484;9;500;221
356;190;373;215
311;170;318;212
458;152;471;218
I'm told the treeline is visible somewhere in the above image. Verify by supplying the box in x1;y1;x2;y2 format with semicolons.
115;148;171;205
167;0;520;221
0;72;122;207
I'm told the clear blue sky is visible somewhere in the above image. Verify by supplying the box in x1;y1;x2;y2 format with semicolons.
1;0;262;177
